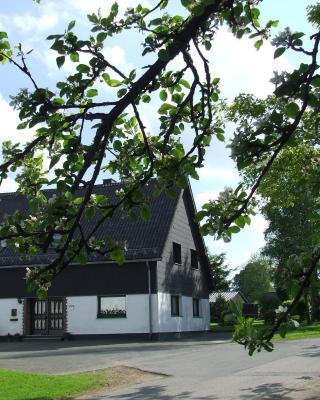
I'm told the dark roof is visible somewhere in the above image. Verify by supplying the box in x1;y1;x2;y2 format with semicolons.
0;180;180;266
209;291;248;303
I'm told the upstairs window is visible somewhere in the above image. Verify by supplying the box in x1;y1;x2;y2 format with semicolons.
173;242;182;264
171;295;181;316
193;298;200;317
191;249;198;269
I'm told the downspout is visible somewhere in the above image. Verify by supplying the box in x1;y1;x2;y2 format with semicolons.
146;261;152;339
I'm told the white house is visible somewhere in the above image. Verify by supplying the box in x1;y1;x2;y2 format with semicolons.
0;180;212;339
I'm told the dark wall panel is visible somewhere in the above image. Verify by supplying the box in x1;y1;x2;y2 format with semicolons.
0;262;157;298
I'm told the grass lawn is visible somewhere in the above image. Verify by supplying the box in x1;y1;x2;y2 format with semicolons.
0;366;155;400
211;322;320;341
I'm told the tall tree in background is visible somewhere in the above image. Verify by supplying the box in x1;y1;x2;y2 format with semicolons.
0;1;320;353
232;255;273;302
260;144;320;321
208;252;231;292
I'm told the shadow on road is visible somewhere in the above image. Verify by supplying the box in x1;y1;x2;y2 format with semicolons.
105;384;218;400
240;382;305;400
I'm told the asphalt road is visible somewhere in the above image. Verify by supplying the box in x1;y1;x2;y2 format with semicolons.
0;334;319;399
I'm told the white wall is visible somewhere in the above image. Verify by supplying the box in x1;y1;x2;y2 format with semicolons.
67;294;159;335
0;298;23;335
157;292;210;333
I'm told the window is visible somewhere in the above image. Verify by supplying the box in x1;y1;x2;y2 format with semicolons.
191;249;198;269
171;295;180;317
193;298;200;317
173;242;182;264
97;296;126;318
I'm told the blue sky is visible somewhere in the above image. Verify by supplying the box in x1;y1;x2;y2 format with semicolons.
0;0;316;275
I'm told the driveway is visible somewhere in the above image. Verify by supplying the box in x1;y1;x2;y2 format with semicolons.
0;334;319;399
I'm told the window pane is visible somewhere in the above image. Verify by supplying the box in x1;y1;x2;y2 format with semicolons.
98;296;126;318
173;242;182;264
191;249;198;269
193;298;200;317
171;295;180;316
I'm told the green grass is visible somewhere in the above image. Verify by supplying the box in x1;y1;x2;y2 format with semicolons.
274;322;320;341
211;321;320;341
0;367;140;400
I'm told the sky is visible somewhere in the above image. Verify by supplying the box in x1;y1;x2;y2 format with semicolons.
0;0;316;276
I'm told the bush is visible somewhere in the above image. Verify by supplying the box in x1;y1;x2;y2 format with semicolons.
210;295;228;324
259;292;280;324
282;299;309;322
222;311;238;326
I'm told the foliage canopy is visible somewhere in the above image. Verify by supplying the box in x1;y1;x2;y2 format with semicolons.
0;0;320;354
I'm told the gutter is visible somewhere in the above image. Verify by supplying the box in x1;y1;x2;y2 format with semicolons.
146;260;152;339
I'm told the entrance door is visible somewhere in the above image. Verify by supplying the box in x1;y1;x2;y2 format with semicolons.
30;298;65;335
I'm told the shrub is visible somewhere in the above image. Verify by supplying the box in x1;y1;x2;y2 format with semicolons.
282;299;309;322
259;292;280;324
211;295;228;324
222;311;238;326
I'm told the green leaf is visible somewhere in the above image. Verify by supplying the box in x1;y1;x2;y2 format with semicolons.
150;18;162;26
211;92;219;102
274;47;286;59
86;88;98;97
56;56;65;69
235;216;246;228
102;72;110;83
76;253;87;265
205;40;212;50
141;205;151;222
158;49;169;62
160;0;168;9
180;79;190;89
0;32;8;39
76;64;90;73
113;140;122;151
110;249;125;265
70;52;79;62
142;94;151;103
254;39;263;50
159;90;167;101
228;225;241;234
0;41;10;50
108;79;121;87
216;132;225;142
311;77;320;87
181;0;192;6
97;32;107;43
68;20;76;31
286;102;300;119
117;88;127;97
270;111;283;125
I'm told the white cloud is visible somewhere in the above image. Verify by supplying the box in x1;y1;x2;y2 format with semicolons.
171;27;292;99
44;45;134;84
210;28;292;98
250;213;269;236
194;189;219;208
198;166;238;181
0;13;58;35
0;94;34;144
0;177;18;193
68;0;151;17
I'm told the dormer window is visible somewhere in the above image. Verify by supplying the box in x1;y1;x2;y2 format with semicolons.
173;242;181;265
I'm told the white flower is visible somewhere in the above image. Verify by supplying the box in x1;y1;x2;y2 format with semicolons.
291;320;300;328
276;305;288;314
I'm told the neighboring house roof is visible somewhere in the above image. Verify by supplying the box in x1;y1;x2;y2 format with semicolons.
0;180;180;266
209;291;248;303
